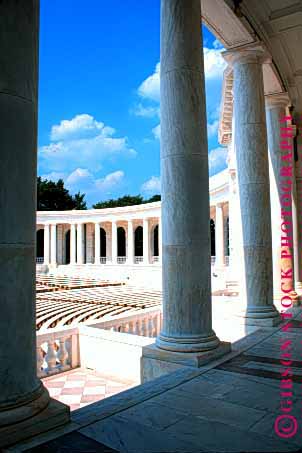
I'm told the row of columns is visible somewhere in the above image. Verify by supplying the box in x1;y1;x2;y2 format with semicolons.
42;219;162;266
1;0;300;444
155;0;289;356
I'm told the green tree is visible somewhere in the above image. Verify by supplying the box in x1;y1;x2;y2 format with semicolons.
92;194;161;209
145;194;161;203
93;195;144;209
37;177;87;210
73;192;87;210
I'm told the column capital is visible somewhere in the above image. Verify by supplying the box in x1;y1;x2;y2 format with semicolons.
265;92;290;109
222;42;271;67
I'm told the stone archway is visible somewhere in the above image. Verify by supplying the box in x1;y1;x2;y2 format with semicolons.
134;226;143;257
36;229;44;260
117;227;126;257
153;225;159;257
100;227;106;257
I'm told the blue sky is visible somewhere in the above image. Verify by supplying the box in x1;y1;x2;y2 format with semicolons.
38;0;228;207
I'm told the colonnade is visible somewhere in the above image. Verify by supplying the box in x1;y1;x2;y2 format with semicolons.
37;206;229;267
39;218;162;266
1;0;300;445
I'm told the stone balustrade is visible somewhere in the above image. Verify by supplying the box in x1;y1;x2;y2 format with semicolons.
117;256;126;264
35;308;162;379
36;326;79;378
95;307;162;338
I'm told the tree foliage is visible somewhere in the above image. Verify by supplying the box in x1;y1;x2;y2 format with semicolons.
37;177;87;210
92;194;161;209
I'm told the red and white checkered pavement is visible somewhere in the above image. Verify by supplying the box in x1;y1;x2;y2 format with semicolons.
43;368;136;411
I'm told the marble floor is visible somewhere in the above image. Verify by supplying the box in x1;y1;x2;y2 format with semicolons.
9;306;302;452
43;368;136;411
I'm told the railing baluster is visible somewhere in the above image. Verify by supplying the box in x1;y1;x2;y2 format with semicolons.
45;341;57;371
57;338;68;368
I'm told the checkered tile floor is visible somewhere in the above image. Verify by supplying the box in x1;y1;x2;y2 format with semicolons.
43;368;136;411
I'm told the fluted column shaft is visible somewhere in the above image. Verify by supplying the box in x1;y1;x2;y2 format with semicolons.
215;204;225;266
70;223;76;264
156;0;220;352
111;221;117;264
44;224;50;265
127;220;134;264
50;224;57;265
224;44;279;324
94;223;100;264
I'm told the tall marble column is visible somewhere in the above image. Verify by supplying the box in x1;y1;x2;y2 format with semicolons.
155;0;223;353
127;220;134;264
111;221;117;264
94;223;100;265
266;93;297;302
77;223;84;264
50;224;57;265
0;1;69;446
223;44;280;325
215;203;225;267
143;218;149;264
44;224;50;265
70;223;76;264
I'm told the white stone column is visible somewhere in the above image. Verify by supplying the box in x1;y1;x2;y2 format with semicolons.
266;93;297;302
43;224;50;265
111;221;117;264
0;1;68;445
143;218;149;264
77;223;84;264
127;220;134;264
215;203;225;267
95;223;100;265
50;224;57;265
155;0;223;353
158;217;162;264
70;223;76;264
224;44;279;325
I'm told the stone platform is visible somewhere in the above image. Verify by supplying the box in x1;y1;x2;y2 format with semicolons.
7;306;302;452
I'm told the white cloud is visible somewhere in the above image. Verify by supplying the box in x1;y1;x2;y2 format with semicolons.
203;47;227;79
39;114;136;172
138;63;160;102
50;114;113;141
208;147;228;175
141;176;161;194
137;49;226;108
131;104;159;118
65;168;124;196
152;124;161;140
95;170;124;191
40;171;67;181
66;168;92;186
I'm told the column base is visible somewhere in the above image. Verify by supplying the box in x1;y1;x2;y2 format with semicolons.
156;331;221;353
244;306;281;327
0;386;70;448
141;341;231;383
